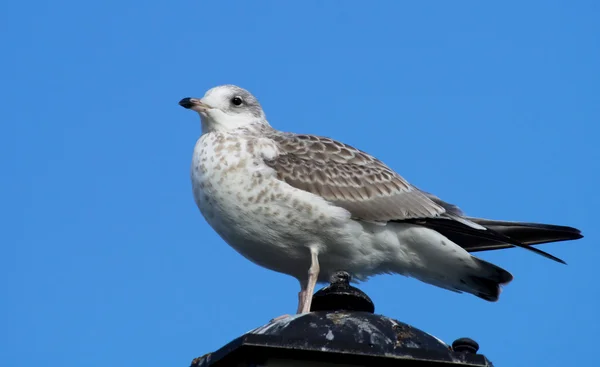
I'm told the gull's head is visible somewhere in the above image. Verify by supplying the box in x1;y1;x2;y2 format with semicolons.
179;85;268;133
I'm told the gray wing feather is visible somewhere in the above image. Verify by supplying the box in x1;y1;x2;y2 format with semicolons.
419;190;486;229
420;190;464;216
263;132;447;222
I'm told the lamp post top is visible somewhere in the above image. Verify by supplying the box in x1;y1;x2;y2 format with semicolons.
192;272;492;367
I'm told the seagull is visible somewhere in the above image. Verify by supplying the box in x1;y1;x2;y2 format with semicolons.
179;84;583;314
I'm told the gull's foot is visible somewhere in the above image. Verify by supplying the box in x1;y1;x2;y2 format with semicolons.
269;314;292;323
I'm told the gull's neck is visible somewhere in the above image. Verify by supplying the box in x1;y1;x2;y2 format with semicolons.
200;117;273;136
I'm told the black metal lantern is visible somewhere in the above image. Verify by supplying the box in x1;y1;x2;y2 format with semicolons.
192;272;493;366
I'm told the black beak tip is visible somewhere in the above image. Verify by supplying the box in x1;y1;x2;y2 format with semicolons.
179;97;193;109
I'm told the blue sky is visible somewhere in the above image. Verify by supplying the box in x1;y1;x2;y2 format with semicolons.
3;1;599;366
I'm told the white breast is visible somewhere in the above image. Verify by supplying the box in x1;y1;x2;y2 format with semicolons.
191;132;273;235
190;131;356;279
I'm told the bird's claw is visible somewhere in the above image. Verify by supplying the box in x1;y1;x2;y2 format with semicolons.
269;314;292;323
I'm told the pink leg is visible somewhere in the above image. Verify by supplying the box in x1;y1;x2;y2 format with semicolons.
296;280;308;314
298;248;320;314
271;278;310;321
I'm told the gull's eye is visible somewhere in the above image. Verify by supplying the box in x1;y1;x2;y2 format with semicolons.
231;96;244;106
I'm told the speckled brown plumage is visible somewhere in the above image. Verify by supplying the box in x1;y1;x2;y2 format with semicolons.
263;132;445;222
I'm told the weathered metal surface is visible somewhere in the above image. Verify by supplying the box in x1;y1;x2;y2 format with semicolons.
191;272;494;366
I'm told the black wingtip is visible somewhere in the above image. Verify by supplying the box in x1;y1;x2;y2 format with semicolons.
406;217;579;264
523;245;568;265
484;225;569;265
552;255;567;265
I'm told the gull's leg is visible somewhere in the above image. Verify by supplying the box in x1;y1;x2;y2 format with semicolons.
271;278;309;321
272;269;314;321
296;280;308;314
299;248;320;314
269;286;304;322
279;248;321;316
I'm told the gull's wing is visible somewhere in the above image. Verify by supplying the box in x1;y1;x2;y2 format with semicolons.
263;132;571;264
263;132;447;222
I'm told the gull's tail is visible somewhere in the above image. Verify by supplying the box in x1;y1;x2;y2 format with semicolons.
463;257;513;302
398;215;582;301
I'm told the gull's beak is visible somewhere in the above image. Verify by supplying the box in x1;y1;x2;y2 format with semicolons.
179;97;212;111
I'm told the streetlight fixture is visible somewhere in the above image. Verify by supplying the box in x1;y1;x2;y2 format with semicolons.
192;271;493;367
